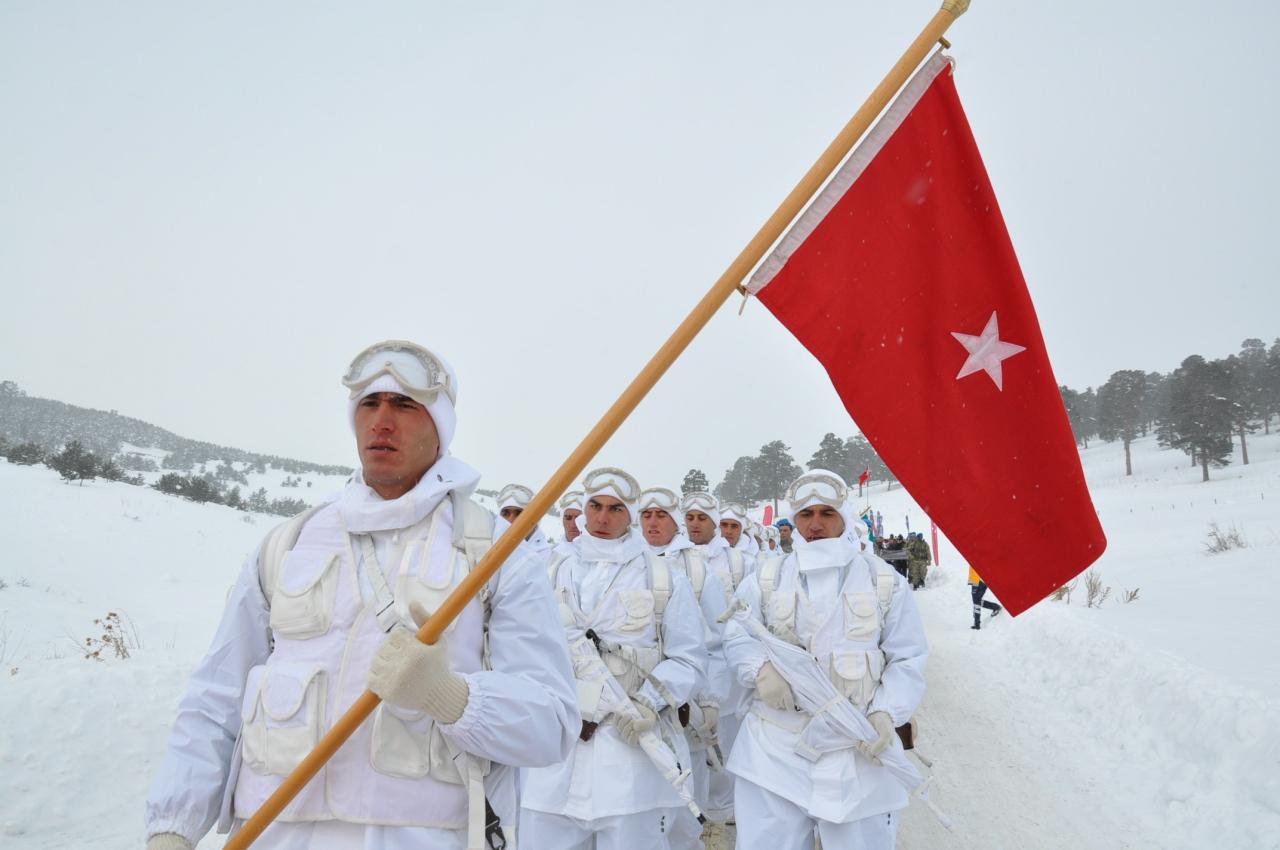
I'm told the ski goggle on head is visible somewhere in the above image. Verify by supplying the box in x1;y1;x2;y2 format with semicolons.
638;487;679;514
498;484;534;510
559;490;585;513
582;467;641;503
680;492;717;515
786;470;849;513
342;340;456;406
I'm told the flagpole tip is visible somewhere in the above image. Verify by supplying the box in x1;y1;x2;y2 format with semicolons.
941;0;971;16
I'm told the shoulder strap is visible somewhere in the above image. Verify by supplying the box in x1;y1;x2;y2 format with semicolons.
683;549;706;598
871;555;896;616
727;549;745;587
757;554;783;610
451;493;495;570
647;551;671;624
257;503;326;602
548;551;570;584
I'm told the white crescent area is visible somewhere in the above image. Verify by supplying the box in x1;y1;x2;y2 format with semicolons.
951;311;1026;391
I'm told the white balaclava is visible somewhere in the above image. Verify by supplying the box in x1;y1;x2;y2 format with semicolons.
498;483;534;513
582;466;641;526
679;492;720;530
345;343;459;460
787;468;858;542
638;486;684;536
719;501;750;531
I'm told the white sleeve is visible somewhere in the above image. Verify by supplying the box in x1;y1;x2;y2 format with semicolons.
440;547;579;768
638;574;707;710
722;576;769;689
696;571;731;705
144;552;271;844
868;573;928;725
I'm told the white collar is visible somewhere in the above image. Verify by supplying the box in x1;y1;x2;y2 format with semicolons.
794;536;858;572
339;455;480;533
695;535;730;557
575;528;648;564
649;533;694;557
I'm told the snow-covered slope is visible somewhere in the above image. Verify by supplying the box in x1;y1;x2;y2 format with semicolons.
1;433;1278;848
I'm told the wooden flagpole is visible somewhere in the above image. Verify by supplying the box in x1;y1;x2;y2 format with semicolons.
225;2;970;846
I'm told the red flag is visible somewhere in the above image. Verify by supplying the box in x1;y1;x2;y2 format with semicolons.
747;54;1104;615
857;467;871;486
762;504;774;526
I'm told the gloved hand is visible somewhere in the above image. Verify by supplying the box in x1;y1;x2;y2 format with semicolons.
615;701;659;745
368;602;470;724
863;711;896;758
146;834;192;850
755;661;795;711
698;701;720;733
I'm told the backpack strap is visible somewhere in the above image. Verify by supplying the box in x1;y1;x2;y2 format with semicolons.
450;492;495;570
646;550;671;655
727;549;745;588
257;503;327;603
870;554;896;618
757;554;783;610
548;551;571;584
683;549;706;599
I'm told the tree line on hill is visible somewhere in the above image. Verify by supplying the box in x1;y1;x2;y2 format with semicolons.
0;436;313;517
0;381;352;477
1059;338;1280;481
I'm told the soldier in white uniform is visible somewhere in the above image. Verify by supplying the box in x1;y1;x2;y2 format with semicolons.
521;468;707;850
678;492;752;834
497;482;553;558
554;490;585;559
637;487;731;850
723;470;928;850
143;340;579;850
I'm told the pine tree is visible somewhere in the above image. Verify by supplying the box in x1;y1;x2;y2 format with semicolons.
247;487;271;513
680;469;709;495
1166;355;1234;482
714;457;756;503
808;433;850;473
752;441;802;511
1221;353;1259;464
47;440;99;485
1097;370;1147;476
7;442;44;465
1059;385;1098;448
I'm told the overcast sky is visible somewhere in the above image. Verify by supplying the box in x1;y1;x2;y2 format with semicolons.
3;1;1277;493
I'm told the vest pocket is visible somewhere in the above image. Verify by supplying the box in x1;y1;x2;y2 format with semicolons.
240;663;326;776
842;592;879;640
831;650;884;709
269;551;339;639
617;589;655;633
370;703;433;779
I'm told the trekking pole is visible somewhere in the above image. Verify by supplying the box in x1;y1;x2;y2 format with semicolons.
225;3;971;846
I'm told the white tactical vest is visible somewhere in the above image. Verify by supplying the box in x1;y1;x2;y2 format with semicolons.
755;552;897;713
549;550;673;709
231;493;495;840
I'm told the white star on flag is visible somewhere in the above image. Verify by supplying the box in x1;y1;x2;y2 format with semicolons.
951;311;1026;391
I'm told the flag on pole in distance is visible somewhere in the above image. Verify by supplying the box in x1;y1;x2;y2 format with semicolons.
746;52;1105;615
858;467;871;486
763;504;774;526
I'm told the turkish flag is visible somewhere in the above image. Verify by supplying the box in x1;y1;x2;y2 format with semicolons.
747;53;1105;615
858;467;871;486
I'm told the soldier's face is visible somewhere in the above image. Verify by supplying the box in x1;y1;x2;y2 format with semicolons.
685;510;715;545
640;508;678;546
562;508;582;541
779;525;793;541
500;506;523;523
720;519;743;547
586;495;631;539
796;505;845;541
355;392;439;500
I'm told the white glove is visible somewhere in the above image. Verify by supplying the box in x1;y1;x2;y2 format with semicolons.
146;835;192;850
863;711;896;757
755;661;795;711
698;701;720;733
615;701;659;745
368;602;470;724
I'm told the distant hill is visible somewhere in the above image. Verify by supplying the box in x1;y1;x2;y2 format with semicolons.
0;380;351;476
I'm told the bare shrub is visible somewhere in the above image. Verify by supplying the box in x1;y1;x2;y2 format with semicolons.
17;577;30;588
1122;587;1140;604
1051;578;1079;604
82;611;139;661
1205;522;1247;554
1085;570;1111;608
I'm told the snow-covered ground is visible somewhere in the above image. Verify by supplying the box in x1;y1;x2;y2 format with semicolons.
1;432;1277;848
